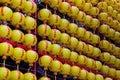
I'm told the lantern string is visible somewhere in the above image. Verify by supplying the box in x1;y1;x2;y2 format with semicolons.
3;60;5;67
55;75;57;80
17;64;19;70
45;70;47;76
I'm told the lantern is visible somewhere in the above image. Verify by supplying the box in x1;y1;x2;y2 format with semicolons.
39;77;51;80
84;15;93;27
91;34;100;45
105;78;113;80
49;0;62;10
86;58;95;69
83;3;92;13
98;2;108;10
116;70;120;79
98;12;108;22
50;44;61;56
90;7;99;17
99;24;110;35
24;72;37;80
99;40;110;50
94;61;102;71
69;51;78;63
76;27;86;40
87;72;95;80
84;31;93;42
100;65;110;75
78;69;88;80
84;44;94;56
106;28;115;38
68;37;78;50
76;11;86;23
95;74;104;80
108;68;116;77
90;18;100;30
74;0;85;9
100;52;111;62
92;47;101;58
109;55;116;65
77;55;88;65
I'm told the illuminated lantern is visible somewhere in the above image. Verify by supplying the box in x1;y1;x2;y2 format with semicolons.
57;18;69;32
109;55;116;65
23;0;37;15
98;2;108;10
101;65;110;75
0;6;13;22
48;29;61;43
111;10;118;19
114;47;120;56
108;68;116;77
11;47;25;64
87;72;95;80
11;0;26;10
70;66;80;79
111;20;119;30
38;8;52;23
78;69;88;80
106;28;115;38
23;34;37;47
86;58;95;69
92;47;101;58
77;55;88;65
99;40;110;50
90;18;100;30
98;12;108;22
11;30;24;43
58;2;70;15
37;24;51;38
105;78;113;80
67;6;79;18
0;67;11;80
116;14;120;22
39;77;51;80
74;0;85;9
10;12;25;28
89;0;98;5
91;34;100;45
116;70;120;79
85;44;94;56
50;44;61;56
59;33;70;46
104;6;113;15
106;17;113;26
90;7;99;17
10;70;24;80
76;11;86;23
60;64;71;79
108;0;117;8
38;40;52;52
48;14;61;28
84;15;93;27
107;43;115;53
115;59;120;68
84;31;93;42
24;72;37;80
112;31;120;41
22;16;36;32
94;61;102;71
69;51;78;63
49;0;62;10
58;47;71;60
68;37;78;50
95;74;104;80
0;25;12;39
83;3;92;13
24;50;38;66
100;52;111;62
76;27;86;40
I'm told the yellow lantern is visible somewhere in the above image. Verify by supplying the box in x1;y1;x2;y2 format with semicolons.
117;3;120;12
0;6;13;21
87;72;95;80
98;2;108;10
70;65;80;79
100;65;110;75
98;12;108;22
84;31;93;42
0;67;11;80
39;55;53;70
23;34;37;47
83;3;92;13
112;31;120;41
116;13;120;22
49;0;62;10
0;42;13;56
90;7;99;17
94;61;102;71
59;33;70;46
109;55;116;65
10;12;25;28
86;58;95;69
89;0;98;5
99;40;110;50
11;47;25;64
39;77;51;80
67;6;79;18
38;40;52;52
99;24;110;34
11;0;26;10
111;20;119;30
22;16;36;32
106;28;115;38
92;47;101;58
107;43;115;53
114;47;120;56
24;72;37;80
23;0;37;14
78;69;88;80
91;34;100;45
50;44;61;56
48;29;61;42
77;55;88;65
74;0;85;9
76;27;86;40
85;44;94;56
10;70;24;80
95;74;104;80
68;37;78;50
0;0;11;4
90;18;100;30
0;25;12;39
58;47;71;60
115;59;120;68
116;70;120;79
105;77;113;80
69;51;78;63
57;18;69;31
76;41;87;53
11;30;24;43
37;24;51;38
84;15;93;27
24;50;38;66
106;6;113;15
58;2;70;14
100;52;111;62
108;0;117;8
48;14;61;27
108;68;116;77
76;11;86;23
38;8;52;22
60;64;71;79
106;17;113;26
111;10;118;19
